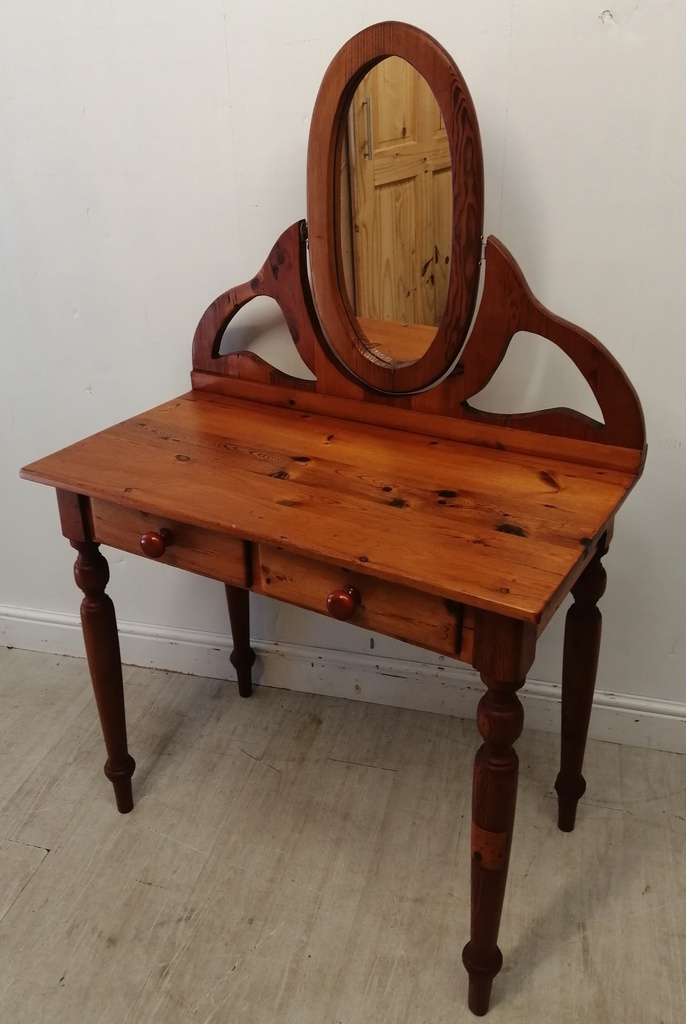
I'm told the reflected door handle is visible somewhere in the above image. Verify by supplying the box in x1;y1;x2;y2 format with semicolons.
365;97;372;159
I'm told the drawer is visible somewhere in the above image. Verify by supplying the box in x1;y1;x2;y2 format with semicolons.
90;499;249;587
256;545;469;660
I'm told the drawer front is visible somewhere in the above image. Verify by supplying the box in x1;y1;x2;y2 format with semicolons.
90;499;249;586
256;545;468;660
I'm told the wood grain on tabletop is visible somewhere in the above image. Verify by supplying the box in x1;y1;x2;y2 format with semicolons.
21;391;637;623
190;373;644;474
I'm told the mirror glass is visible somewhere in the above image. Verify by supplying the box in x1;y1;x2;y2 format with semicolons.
337;57;452;365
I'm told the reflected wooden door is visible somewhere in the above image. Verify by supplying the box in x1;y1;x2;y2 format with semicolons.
347;57;452;331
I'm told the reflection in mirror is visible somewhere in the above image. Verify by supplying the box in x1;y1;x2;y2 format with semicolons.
218;296;316;380
469;332;604;422
338;56;452;365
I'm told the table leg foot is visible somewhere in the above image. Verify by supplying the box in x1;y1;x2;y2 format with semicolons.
462;948;501;1016
554;536;608;832
73;541;135;813
104;757;136;813
225;584;256;697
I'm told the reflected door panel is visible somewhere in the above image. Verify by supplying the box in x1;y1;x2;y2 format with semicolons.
343;57;452;362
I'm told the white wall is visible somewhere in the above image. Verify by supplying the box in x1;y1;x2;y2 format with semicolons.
2;2;685;747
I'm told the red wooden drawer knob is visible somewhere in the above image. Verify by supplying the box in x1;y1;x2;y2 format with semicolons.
326;585;361;620
139;528;173;558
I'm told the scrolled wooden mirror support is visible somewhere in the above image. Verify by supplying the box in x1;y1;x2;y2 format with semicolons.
23;21;646;1020
192;23;643;451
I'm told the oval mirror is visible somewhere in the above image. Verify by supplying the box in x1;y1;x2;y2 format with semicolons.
339;57;452;366
308;23;484;394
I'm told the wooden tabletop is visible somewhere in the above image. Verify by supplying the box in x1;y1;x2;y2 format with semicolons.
22;390;640;626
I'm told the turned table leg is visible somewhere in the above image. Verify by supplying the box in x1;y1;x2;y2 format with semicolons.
555;536;609;832
462;614;536;1015
225;584;255;698
72;541;135;813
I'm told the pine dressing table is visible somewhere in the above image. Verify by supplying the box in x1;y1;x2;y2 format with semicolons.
21;23;645;1016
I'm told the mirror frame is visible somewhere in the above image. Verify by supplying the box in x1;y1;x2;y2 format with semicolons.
307;22;484;394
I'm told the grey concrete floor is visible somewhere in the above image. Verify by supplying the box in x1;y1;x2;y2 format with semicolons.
1;646;684;1023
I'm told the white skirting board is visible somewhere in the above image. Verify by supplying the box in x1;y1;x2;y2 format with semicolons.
2;603;685;754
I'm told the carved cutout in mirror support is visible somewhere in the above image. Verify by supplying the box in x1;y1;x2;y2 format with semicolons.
307;22;484;393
